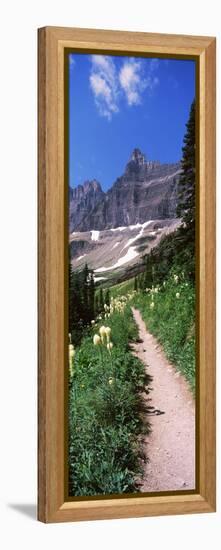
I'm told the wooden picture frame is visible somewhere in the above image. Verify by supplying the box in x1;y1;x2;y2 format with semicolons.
38;26;216;523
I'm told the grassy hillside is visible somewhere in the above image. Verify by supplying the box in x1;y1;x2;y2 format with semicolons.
133;270;195;392
109;277;135;298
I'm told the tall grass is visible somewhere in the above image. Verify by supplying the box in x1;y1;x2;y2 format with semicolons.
69;305;152;496
133;270;195;392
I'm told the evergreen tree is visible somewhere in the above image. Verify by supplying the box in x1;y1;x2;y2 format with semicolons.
104;289;110;307
88;270;95;322
134;277;138;291
143;253;154;288
95;294;99;317
69;266;84;345
81;263;89;324
176;99;196;278
69;263;96;345
99;288;104;312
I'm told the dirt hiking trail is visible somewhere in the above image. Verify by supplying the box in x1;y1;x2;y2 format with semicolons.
132;307;195;492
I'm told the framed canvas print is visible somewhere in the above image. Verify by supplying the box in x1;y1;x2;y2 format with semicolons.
38;27;216;523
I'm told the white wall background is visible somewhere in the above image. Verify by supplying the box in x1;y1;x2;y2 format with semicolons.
0;0;220;547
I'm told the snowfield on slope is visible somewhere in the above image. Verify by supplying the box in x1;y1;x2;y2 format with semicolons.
95;246;138;272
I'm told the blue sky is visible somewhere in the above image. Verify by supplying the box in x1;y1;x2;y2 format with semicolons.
69;53;195;191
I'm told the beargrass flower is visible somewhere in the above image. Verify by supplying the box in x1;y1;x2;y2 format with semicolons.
108;377;114;385
176;292;180;299
150;302;155;309
93;334;101;346
69;344;75;357
99;325;106;342
107;341;113;352
105;327;111;340
69;344;75;377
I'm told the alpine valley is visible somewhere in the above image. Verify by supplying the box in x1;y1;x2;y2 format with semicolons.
69;148;182;286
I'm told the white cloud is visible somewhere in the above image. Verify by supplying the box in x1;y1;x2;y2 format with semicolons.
119;60;144;106
89;55;119;120
89;55;159;119
119;58;159;106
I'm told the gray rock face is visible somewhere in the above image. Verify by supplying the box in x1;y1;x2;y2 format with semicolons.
69;179;104;232
70;149;181;232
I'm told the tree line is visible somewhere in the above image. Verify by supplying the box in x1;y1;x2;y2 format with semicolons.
69;264;110;345
135;99;196;292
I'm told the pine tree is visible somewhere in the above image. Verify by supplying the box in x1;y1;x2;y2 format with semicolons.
104;289;110;307
88;269;95;322
176;99;196;278
99;288;104;312
69;267;84;345
81;263;89;324
95;294;99;316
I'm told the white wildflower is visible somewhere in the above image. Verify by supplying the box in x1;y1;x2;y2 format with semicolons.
107;341;113;352
93;334;101;346
105;326;111;342
99;325;106;342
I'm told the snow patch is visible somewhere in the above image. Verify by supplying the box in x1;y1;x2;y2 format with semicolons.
107;221;154;234
94;276;107;282
110;226;127;232
128;221;153;231
123;220;154;249
76;254;86;262
95;246;138;272
91;230;100;241
113;241;120;249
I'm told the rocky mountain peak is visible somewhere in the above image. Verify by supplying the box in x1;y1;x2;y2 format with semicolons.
125;148;161;176
69;178;104;232
130;148;147;165
82;179;102;193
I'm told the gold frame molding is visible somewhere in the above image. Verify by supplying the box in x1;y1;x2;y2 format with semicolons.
38;26;216;523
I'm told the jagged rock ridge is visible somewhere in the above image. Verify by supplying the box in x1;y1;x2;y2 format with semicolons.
69;149;181;232
69;179;104;233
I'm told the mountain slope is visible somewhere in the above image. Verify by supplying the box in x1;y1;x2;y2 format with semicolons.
74;149;181;231
70;218;180;286
69;179;104;232
69;149;181;284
